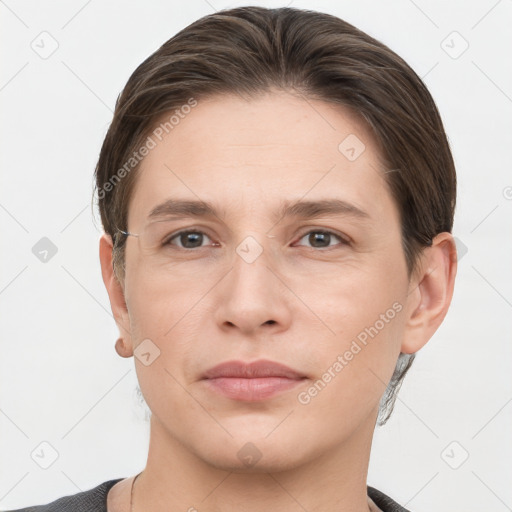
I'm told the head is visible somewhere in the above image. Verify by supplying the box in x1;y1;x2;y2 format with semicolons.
96;6;456;470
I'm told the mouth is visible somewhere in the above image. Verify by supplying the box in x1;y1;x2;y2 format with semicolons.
201;359;307;401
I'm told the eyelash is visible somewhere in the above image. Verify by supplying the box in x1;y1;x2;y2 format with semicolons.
165;228;350;250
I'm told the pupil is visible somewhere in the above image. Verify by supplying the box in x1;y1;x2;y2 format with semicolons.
182;232;202;248
309;232;329;247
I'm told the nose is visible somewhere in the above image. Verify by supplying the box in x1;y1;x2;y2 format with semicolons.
213;237;292;336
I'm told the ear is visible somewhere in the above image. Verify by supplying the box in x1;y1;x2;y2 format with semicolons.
99;233;133;357
401;232;457;354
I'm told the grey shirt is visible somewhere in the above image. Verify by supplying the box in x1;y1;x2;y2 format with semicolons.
3;479;410;512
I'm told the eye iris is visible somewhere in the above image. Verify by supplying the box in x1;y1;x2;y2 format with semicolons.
309;232;330;247
173;231;337;249
181;232;203;248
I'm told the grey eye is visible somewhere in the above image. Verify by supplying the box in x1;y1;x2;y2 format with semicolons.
169;231;212;249
296;230;346;249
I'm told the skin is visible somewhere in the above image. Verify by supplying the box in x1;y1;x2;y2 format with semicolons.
100;90;457;512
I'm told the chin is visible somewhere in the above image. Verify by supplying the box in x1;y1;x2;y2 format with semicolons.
189;429;312;473
202;446;309;474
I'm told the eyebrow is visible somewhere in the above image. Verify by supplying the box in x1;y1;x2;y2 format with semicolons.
147;198;370;223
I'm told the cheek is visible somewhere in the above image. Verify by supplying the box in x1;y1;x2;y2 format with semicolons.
134;359;190;432
299;260;405;339
124;263;201;342
295;299;407;430
299;262;407;392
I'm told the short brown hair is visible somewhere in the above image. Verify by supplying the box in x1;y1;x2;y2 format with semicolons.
93;6;456;425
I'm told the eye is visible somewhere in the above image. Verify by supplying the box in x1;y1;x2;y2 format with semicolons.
163;228;348;250
166;230;216;249
294;229;349;249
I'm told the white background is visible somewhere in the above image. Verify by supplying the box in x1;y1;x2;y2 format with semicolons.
1;1;511;510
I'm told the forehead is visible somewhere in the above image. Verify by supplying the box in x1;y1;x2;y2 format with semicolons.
127;91;396;228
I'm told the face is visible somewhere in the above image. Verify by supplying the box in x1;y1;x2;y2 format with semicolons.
118;91;413;471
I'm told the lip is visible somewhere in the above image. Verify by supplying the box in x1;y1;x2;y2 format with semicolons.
201;359;307;401
202;359;305;380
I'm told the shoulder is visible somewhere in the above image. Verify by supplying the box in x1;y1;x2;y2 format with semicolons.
2;479;123;512
367;486;411;512
6;481;409;512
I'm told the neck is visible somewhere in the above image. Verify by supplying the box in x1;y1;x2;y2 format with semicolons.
132;413;377;512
